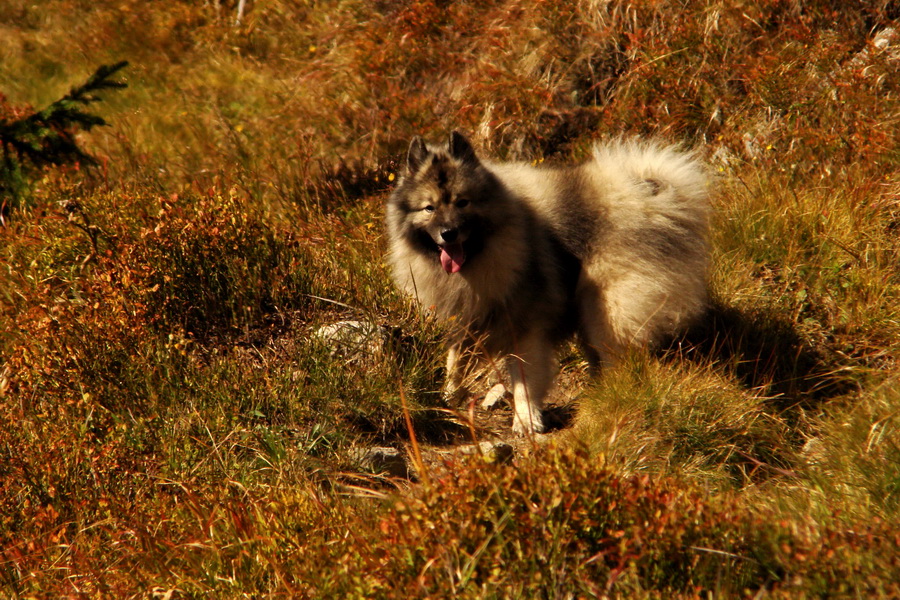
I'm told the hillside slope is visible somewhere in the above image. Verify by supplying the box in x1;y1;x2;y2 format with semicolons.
1;1;899;597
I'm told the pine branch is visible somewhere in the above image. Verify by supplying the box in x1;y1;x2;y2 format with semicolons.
1;61;129;168
0;61;128;211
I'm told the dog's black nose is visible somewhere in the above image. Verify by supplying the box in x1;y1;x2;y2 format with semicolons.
440;228;459;243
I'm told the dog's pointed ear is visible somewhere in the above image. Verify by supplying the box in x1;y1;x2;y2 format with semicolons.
407;136;429;173
449;131;478;164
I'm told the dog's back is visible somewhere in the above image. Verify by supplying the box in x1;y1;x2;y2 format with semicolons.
483;139;710;364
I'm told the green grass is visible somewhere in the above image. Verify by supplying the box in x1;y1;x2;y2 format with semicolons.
2;0;899;597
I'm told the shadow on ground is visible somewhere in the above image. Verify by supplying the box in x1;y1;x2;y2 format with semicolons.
666;299;859;415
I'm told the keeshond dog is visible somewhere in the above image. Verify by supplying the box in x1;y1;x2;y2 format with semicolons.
386;132;710;435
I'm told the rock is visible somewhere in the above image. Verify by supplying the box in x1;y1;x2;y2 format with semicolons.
800;437;826;466
314;320;389;361
454;441;515;464
351;446;412;479
845;27;899;71
741;110;781;159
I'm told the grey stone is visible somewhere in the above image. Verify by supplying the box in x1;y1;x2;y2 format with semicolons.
351;446;411;478
455;441;515;464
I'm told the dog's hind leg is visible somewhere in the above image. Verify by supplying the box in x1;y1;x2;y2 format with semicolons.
507;335;554;435
576;274;624;375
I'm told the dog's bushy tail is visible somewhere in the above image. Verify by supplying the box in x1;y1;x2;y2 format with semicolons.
585;138;712;349
591;138;709;208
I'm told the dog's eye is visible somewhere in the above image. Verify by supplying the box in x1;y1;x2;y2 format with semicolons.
455;199;470;209
423;205;435;213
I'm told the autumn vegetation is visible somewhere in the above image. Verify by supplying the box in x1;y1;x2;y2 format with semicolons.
1;0;899;597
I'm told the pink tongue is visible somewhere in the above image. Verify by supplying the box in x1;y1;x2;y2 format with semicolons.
439;243;465;274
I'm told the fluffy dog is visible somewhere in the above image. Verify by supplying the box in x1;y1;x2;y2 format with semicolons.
386;132;710;434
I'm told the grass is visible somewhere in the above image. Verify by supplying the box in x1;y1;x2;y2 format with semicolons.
2;0;900;597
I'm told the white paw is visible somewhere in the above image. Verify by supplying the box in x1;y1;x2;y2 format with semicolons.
481;383;509;410
512;411;545;436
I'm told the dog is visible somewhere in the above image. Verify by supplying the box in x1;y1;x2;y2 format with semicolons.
386;131;710;434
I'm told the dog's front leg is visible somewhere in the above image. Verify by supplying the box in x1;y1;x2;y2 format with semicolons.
507;336;553;435
444;344;463;396
443;342;473;403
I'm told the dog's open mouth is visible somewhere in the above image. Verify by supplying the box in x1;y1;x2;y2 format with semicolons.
439;242;466;274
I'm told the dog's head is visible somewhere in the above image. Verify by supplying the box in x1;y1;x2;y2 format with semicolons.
388;132;498;273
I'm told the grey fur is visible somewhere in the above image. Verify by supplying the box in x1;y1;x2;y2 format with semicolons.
386;132;710;434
